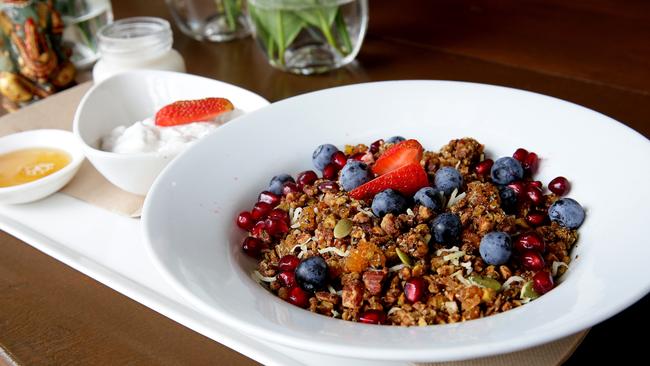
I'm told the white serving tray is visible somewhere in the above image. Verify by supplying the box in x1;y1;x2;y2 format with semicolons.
0;192;583;366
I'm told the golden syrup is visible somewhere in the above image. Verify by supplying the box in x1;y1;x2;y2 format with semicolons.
0;148;71;188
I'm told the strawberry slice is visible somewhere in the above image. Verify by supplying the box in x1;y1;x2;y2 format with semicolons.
155;97;234;126
371;139;423;175
350;163;429;200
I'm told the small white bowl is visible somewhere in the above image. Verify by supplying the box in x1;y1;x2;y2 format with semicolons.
0;129;84;204
73;70;269;196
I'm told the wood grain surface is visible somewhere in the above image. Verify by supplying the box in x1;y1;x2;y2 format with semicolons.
0;0;648;365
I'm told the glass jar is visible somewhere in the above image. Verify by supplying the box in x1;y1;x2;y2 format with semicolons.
92;17;186;82
166;0;250;42
58;0;114;69
247;0;368;75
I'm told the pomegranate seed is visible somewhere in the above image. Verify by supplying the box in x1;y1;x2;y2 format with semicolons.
549;176;570;196
251;201;272;220
369;139;383;154
264;217;289;236
251;221;267;239
287;286;310;308
527;181;543;189
268;208;290;224
258;191;281;207
278;271;296;287
282;182;301;196
242;237;265;258
523;152;539;174
514;232;545;253
331;151;347;169
278;255;300;272
526;212;547;226
322;163;338;180
404;277;426;303
532;271;554;294
513;148;528;162
318;181;339;192
236;211;254;231
507;181;526;200
359;309;387;325
521;250;545;271
350;152;365;161
296;170;318;189
526;185;544;206
475;159;494;176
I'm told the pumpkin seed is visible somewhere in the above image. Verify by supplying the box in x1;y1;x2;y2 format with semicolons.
333;218;353;239
468;274;502;291
520;281;540;300
395;247;412;267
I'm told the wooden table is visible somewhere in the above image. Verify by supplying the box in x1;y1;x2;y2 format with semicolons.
1;0;648;364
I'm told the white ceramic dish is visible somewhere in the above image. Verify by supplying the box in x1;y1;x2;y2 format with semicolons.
73;70;269;195
0;129;84;204
142;81;650;362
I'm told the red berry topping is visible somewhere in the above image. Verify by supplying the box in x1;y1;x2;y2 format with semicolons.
251;221;267;239
523;152;539;174
318;181;339;192
236;211;254;231
404;277;427;303
331;151;348;169
258;191;281;207
296;170;318;189
264;217;289;237
278;271;296;287
525;212;547;226
549;176;570;196
514;232;545;253
322;163;339;180
242;236;265;258
278;255;300;272
526;185;544;206
282;182;301;196
268;208;290;224
359;309;387;325
350;163;429;200
532;271;554;295
521;250;545;271
507;181;526;200
350;152;365;161
155;97;234;126
372;139;424;176
475;159;494;176
369;139;383;154
287;286;310;308
251;201;272;220
513;148;528;162
527;181;543;189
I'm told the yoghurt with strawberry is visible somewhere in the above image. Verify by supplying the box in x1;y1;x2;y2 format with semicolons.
101;97;236;155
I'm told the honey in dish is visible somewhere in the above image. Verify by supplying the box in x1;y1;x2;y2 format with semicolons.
0;148;71;188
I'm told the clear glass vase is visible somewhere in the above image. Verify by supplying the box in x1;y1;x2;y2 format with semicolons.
166;0;251;42
57;0;114;69
247;0;368;75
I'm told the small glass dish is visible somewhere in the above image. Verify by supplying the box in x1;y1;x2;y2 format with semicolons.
248;0;368;75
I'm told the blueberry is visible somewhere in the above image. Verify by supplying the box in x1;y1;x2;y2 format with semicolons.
413;187;442;212
479;231;512;265
268;174;294;195
339;160;372;191
434;167;463;196
295;256;328;292
430;213;461;246
386;136;405;144
371;189;408;217
312;144;339;171
490;157;524;185
548;198;585;229
498;185;517;214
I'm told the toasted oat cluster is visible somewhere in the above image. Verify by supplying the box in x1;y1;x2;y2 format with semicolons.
236;137;584;326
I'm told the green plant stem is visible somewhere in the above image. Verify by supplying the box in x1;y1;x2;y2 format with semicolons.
276;10;286;65
335;10;352;55
222;0;238;32
317;9;341;54
267;32;275;60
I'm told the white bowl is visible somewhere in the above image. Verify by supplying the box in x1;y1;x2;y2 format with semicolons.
0;129;84;204
142;81;650;362
73;70;269;195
